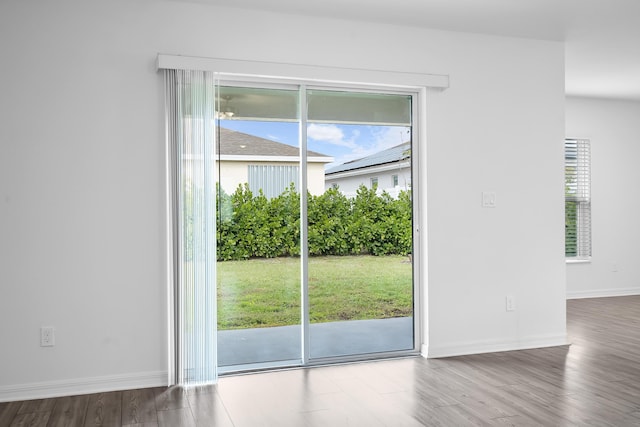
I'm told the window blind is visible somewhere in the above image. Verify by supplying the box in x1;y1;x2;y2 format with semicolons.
565;139;591;259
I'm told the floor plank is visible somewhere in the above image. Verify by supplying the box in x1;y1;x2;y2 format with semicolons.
153;387;188;412
47;395;89;427
84;391;122;427
8;412;50;427
16;399;55;415
187;391;234;427
0;402;21;427
157;408;195;427
121;389;157;426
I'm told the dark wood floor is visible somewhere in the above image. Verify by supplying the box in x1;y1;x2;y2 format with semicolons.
2;296;640;426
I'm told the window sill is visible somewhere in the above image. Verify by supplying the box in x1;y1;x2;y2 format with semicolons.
566;258;591;264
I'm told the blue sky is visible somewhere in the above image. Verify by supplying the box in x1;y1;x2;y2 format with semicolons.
220;120;411;168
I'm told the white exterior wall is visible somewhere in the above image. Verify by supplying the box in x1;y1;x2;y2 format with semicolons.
0;0;565;399
565;96;640;298
325;165;412;198
217;161;248;194
306;163;329;196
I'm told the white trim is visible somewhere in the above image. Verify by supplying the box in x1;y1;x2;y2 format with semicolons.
420;344;429;357
219;155;332;163
300;86;310;364
182;155;332;163
417;87;428;358
566;288;640;300
566;258;591;264
157;55;449;90
424;334;569;359
0;371;167;403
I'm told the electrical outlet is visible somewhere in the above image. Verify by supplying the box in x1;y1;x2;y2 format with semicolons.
41;326;55;347
506;296;516;312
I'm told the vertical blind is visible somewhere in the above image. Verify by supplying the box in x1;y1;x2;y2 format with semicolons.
165;69;217;384
564;139;591;258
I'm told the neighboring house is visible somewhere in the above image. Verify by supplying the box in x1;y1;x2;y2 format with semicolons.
217;127;333;197
325;141;411;198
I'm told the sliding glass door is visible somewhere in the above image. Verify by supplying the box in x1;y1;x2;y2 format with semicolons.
214;82;416;371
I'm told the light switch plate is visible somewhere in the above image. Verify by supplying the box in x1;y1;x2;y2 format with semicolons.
482;192;496;208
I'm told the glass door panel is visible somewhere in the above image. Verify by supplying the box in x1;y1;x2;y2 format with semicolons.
306;90;414;359
215;86;303;370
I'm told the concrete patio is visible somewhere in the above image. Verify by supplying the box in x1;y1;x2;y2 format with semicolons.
218;316;414;368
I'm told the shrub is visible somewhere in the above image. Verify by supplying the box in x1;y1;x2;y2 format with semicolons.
215;184;412;261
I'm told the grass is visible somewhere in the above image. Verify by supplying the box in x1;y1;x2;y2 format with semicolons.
217;255;412;330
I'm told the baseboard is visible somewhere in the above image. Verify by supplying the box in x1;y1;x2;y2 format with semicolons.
567;287;640;300
424;334;569;359
0;371;167;403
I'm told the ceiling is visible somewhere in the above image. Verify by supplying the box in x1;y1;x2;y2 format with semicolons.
201;0;640;101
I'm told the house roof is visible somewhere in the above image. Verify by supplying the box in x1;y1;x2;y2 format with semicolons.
219;127;329;158
325;141;410;175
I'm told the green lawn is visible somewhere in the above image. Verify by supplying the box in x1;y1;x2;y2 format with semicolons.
217;255;413;329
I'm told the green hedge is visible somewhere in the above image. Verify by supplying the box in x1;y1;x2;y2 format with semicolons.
216;183;412;261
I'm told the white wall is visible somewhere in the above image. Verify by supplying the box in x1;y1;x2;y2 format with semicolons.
0;0;566;399
565;96;640;298
423;33;566;357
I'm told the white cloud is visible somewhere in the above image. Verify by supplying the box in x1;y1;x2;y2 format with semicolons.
370;126;411;150
307;124;358;149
